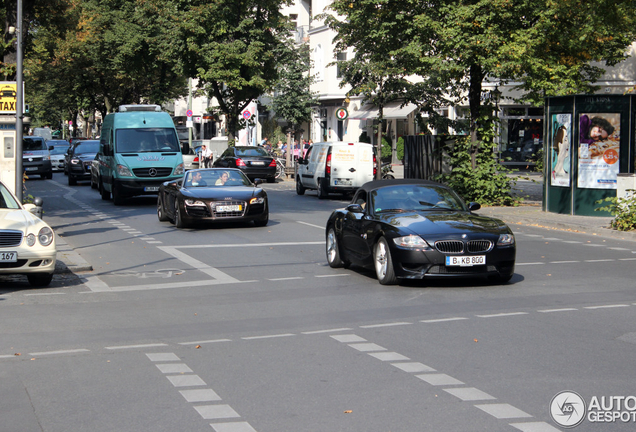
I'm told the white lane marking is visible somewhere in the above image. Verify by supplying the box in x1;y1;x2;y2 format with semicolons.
416;373;464;386
158;246;241;283
562;241;582;244
297;221;324;230
106;343;168;350
241;333;295;340
360;322;412;328
24;292;65;296
538;308;578;313
584;259;614;262
210;422;257;432
178;339;231;346
619;258;636;261
267;277;304;281
608;247;631;251
180;389;222;403
165;241;324;250
444;387;496;401
140;237;156;241
147;241;163;244
302;328;352;335
348;343;386;352
516;262;545;266
421;317;469;323
368;352;410;362
582;244;605;247
147;353;180;361
194;404;240;420
167;375;207;387
156;363;193;374
330;334;366;343
476;312;529;318
29;349;90;356
584;304;630;310
475;403;532;419
0;355;17;359
391;362;436;373
509;421;562;431
89;279;241;293
542;238;562;241
315;274;349;278
524;234;543;237
549;260;579;264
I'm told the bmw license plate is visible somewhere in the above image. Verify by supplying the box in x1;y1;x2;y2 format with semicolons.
0;252;17;262
144;186;159;192
216;204;242;212
446;255;485;267
334;179;352;186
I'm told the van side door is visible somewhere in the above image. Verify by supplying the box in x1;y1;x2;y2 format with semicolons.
298;145;315;188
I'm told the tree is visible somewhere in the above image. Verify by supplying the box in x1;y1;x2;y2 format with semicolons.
269;40;317;165
160;0;293;143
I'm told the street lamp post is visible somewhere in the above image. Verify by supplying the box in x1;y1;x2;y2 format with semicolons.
15;0;24;202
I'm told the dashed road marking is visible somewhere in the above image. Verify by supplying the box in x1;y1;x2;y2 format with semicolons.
475;403;532;419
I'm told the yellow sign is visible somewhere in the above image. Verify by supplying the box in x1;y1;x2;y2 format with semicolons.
0;82;18;113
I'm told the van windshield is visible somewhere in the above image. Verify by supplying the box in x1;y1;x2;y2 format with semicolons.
23;137;47;151
115;128;180;153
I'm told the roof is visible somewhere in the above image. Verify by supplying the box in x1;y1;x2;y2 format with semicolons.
359;178;446;193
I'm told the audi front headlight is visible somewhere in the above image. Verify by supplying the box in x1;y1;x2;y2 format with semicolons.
184;199;206;206
250;197;265;205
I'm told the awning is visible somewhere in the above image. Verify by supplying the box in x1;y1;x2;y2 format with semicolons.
348;100;418;120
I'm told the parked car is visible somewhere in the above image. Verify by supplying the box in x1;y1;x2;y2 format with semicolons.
212;146;276;183
23;136;53;179
296;141;375;198
157;168;269;228
182;140;202;171
47;140;70;172
0;180;56;287
325;179;516;285
66;140;99;185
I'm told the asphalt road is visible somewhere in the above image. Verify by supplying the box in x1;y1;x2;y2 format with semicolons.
2;173;636;432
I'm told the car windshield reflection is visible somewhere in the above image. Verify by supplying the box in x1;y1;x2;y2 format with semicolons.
371;184;466;213
184;169;252;188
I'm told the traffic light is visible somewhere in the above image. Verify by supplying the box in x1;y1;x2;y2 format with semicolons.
25;104;29;113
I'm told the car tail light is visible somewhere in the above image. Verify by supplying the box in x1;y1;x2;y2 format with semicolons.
326;153;331;175
373;153;377;177
268;159;276;167
193;156;199;162
236;158;246;167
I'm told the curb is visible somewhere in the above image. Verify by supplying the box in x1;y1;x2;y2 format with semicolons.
55;234;93;274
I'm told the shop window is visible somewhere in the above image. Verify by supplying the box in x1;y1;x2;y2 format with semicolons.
336;52;347;79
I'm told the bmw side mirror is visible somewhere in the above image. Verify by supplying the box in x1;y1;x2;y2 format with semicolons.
346;204;364;213
254;178;263;186
468;202;481;211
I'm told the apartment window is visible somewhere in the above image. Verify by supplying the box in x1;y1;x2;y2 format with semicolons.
336;52;347;79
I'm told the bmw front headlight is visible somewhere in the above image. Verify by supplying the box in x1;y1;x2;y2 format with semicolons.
38;227;54;246
497;233;515;246
393;235;433;250
71;158;81;165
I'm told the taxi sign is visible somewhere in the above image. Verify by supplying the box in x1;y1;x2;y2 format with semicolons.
335;107;348;120
0;82;18;114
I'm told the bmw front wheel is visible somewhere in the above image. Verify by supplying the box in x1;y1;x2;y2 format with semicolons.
374;237;397;285
326;227;344;268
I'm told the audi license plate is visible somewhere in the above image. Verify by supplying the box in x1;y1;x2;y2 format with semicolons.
334;179;352;186
216;204;242;212
144;186;159;192
446;255;485;267
0;252;17;262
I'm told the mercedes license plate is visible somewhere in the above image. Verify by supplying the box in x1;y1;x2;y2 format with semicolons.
446;255;485;267
144;186;159;192
0;252;17;262
216;204;242;212
251;161;265;166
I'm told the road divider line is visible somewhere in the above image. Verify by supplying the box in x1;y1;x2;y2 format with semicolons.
421;317;469;323
267;277;304;281
106;343;168;350
242;333;295;340
297;221;324;229
476;312;529;318
302;328;352;334
315;274;349;278
360;322;412;328
29;349;90;356
537;308;578;313
178;339;231;345
583;304;630;310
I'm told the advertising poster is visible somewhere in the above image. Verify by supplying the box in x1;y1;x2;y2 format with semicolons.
577;113;620;189
550;114;571;187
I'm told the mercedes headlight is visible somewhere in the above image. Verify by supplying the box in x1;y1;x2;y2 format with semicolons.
25;233;36;246
393;235;432;250
174;163;184;176
38;227;54;246
116;164;133;177
497;233;515;246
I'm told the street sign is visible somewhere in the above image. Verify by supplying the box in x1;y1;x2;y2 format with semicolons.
242;110;251;120
335;107;348;120
186;109;193;117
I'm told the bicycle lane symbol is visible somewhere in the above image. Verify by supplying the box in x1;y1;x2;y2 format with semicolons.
109;268;186;279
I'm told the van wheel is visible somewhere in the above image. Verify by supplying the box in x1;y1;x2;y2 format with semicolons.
296;177;305;195
317;179;327;199
112;185;124;205
100;180;111;200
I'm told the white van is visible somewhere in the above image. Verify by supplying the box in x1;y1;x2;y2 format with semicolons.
295;141;375;198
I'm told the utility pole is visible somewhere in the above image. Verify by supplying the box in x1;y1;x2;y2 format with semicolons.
15;0;24;202
188;78;193;149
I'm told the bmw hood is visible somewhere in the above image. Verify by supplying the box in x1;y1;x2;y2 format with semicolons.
378;211;505;233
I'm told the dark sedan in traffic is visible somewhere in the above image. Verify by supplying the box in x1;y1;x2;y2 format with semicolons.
325;179;516;285
157;168;269;228
66;140;99;185
212;146;277;183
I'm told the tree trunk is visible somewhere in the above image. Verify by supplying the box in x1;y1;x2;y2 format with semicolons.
376;106;383;180
468;64;484;170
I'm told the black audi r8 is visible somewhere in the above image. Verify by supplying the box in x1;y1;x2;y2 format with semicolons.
325;179;516;285
157;168;269;228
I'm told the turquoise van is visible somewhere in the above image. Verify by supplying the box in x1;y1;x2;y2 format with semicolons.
96;105;184;205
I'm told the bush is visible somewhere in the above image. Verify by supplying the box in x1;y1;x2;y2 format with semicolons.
381;135;392;161
596;193;636;231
